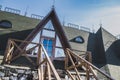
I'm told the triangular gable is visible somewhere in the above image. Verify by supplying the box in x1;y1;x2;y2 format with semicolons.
3;8;71;67
24;8;71;50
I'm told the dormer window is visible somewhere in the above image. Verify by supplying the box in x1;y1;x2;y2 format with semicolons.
0;20;12;28
71;36;84;43
75;37;83;42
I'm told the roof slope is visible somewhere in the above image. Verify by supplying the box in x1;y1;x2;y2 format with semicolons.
23;8;71;49
0;11;39;51
100;27;117;51
0;11;39;35
64;27;90;52
0;10;92;53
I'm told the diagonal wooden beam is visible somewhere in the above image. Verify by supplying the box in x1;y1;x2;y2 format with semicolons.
37;45;42;65
23;54;36;66
66;70;75;80
89;66;98;80
47;62;51;80
5;45;14;63
41;44;61;80
10;54;22;62
26;44;39;54
66;49;82;80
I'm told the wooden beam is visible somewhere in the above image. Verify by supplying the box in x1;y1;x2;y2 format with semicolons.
23;54;36;66
3;39;11;63
66;48;114;80
66;50;82;80
66;70;75;80
89;66;98;80
47;62;51;80
41;44;61;80
37;45;42;65
86;64;90;80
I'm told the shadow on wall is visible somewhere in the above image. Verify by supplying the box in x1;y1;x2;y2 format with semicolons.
106;40;120;66
0;29;33;55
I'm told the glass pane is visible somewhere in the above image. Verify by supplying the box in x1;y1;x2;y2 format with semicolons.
44;46;47;50
48;52;52;56
42;38;53;57
49;40;53;45
48;46;52;51
42;30;55;38
55;48;65;57
43;39;48;45
44;20;54;30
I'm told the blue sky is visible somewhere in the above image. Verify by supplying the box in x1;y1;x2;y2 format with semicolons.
1;0;120;36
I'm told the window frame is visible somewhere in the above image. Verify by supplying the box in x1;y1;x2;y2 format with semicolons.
41;36;55;59
0;20;12;28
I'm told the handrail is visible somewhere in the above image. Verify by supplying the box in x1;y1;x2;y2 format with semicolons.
3;39;61;80
65;48;114;80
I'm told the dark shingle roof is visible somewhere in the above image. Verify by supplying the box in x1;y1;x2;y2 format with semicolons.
64;27;90;52
0;11;39;35
0;11;91;53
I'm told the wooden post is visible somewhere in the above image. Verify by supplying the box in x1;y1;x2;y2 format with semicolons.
47;62;51;80
3;39;11;63
41;44;61;80
86;64;90;80
38;66;43;80
66;49;82;80
37;45;41;65
86;51;92;63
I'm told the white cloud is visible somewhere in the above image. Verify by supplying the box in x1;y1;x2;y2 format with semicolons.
81;6;120;36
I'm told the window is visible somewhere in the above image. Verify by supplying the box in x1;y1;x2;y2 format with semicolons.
71;36;84;43
42;38;53;57
44;20;54;30
75;37;83;42
0;20;12;28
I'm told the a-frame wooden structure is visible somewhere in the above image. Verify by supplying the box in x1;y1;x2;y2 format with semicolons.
3;7;72;66
21;8;71;50
2;8;114;80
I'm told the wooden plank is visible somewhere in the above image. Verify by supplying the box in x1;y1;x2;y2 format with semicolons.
47;62;51;80
66;48;114;80
67;64;82;70
89;66;98;80
44;65;47;80
38;67;42;80
38;58;47;67
6;45;14;62
11;39;40;45
10;53;22;62
65;50;68;69
23;54;36;66
26;44;39;54
12;41;24;54
86;64;90;80
66;70;75;80
41;44;61;80
86;51;92;63
3;39;11;63
37;45;42;65
66;50;82;80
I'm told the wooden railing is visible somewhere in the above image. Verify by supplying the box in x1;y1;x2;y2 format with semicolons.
3;39;61;80
3;39;114;80
65;48;114;80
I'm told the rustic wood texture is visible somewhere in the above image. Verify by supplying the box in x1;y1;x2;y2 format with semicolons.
65;48;114;80
3;39;114;80
3;39;61;80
